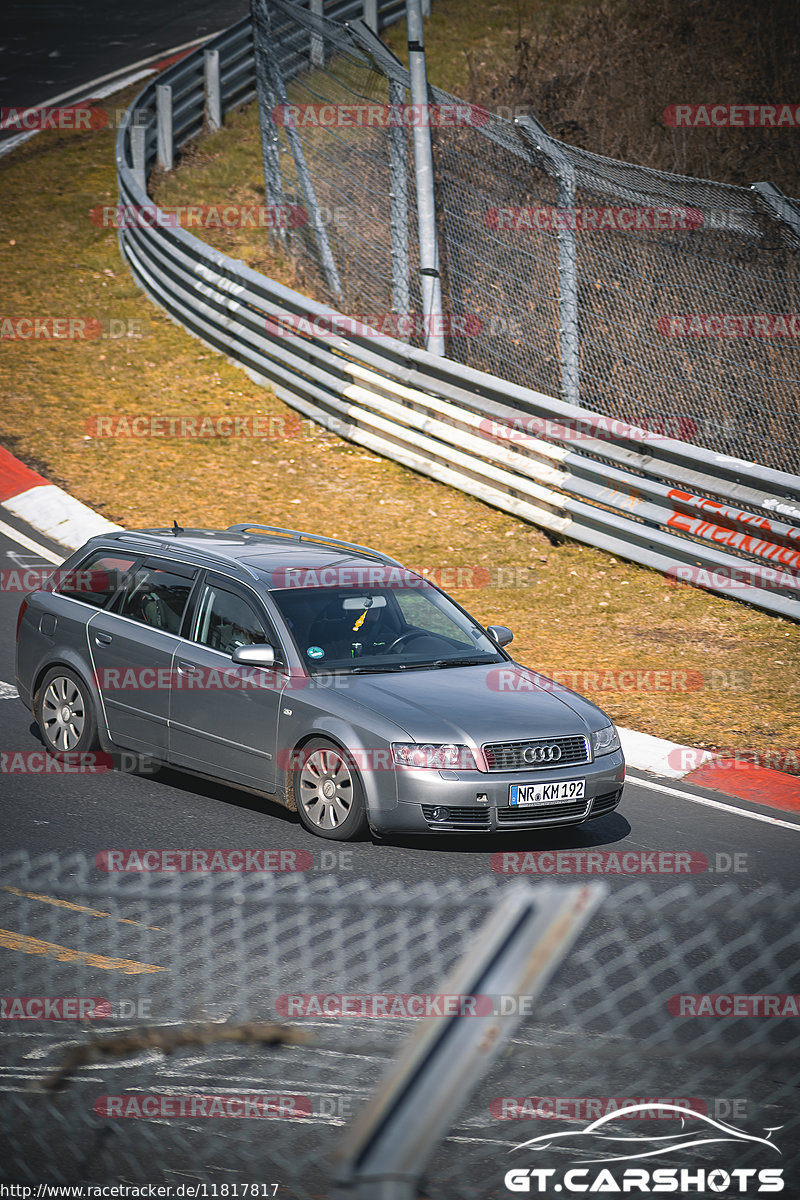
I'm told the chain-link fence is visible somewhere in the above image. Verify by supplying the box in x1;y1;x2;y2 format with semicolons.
2;853;799;1195
252;0;800;476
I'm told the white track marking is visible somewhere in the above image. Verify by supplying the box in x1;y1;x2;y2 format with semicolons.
627;772;800;832
0;519;63;564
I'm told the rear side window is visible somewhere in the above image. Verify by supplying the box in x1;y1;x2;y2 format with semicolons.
117;561;197;633
57;553;138;609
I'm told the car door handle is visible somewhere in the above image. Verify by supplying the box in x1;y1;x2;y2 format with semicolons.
176;661;201;674
94;633;113;645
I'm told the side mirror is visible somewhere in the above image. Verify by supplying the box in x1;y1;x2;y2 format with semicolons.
231;642;277;667
486;624;513;648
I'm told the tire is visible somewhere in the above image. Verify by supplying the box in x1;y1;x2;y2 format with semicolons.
291;738;369;841
35;667;100;757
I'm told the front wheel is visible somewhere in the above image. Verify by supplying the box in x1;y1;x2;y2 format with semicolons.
35;667;100;756
292;738;369;841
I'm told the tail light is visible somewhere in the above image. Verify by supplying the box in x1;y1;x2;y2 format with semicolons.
16;598;28;641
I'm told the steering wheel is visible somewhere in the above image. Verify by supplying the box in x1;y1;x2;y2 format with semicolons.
385;630;430;655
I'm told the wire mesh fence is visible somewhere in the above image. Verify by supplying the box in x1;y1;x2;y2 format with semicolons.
251;0;800;476
2;853;799;1195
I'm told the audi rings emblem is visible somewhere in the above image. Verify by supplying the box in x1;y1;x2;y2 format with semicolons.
523;743;562;764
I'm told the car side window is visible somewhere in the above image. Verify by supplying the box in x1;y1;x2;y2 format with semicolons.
190;583;271;655
56;553;138;609
117;562;196;633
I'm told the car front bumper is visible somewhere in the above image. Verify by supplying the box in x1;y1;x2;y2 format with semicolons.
368;748;626;834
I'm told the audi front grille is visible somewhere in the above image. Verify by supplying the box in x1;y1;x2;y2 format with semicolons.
483;735;590;772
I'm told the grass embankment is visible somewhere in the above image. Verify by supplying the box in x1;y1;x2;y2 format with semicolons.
383;0;800;194
0;62;798;762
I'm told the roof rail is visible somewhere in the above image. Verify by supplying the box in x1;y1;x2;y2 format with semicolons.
227;523;404;566
111;530;259;577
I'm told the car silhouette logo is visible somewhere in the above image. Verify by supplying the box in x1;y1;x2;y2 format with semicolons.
523;744;562;764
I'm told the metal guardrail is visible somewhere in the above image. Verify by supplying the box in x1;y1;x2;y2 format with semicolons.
113;6;800;621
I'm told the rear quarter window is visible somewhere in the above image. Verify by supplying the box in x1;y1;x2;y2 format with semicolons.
56;553;138;609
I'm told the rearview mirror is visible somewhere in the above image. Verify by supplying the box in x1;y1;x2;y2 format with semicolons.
342;595;387;610
486;624;513;647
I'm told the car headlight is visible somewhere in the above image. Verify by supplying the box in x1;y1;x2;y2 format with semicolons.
591;724;621;756
392;743;478;770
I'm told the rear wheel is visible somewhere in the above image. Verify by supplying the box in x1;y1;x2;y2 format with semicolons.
292;738;368;841
35;667;99;756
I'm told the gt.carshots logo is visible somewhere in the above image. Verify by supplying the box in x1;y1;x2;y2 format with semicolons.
502;1104;784;1193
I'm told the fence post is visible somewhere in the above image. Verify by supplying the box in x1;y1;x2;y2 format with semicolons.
333;883;605;1197
204;49;223;132
309;0;325;67
406;0;445;355
130;123;147;192
362;0;379;32
389;79;410;319
251;0;289;243
751;181;800;245
252;0;342;296
516;114;580;404
156;83;173;170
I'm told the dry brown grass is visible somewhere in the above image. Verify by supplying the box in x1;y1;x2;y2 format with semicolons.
383;0;800;195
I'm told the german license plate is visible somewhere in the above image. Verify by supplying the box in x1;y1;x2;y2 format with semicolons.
509;779;586;806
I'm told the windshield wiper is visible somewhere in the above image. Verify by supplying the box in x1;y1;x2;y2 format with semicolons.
347;663;407;674
432;656;496;668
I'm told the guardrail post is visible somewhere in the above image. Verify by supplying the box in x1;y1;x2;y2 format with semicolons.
130;123;147;192
406;0;445;355
204;49;223;133
309;0;325;67
156;83;173;170
516;115;580;404
362;0;379;32
389;79;410;320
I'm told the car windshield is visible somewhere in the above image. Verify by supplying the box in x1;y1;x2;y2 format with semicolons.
271;580;504;674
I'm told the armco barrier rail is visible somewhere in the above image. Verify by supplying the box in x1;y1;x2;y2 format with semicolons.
113;5;800;621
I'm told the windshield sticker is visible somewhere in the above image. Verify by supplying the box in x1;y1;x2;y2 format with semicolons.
307;646;325;659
